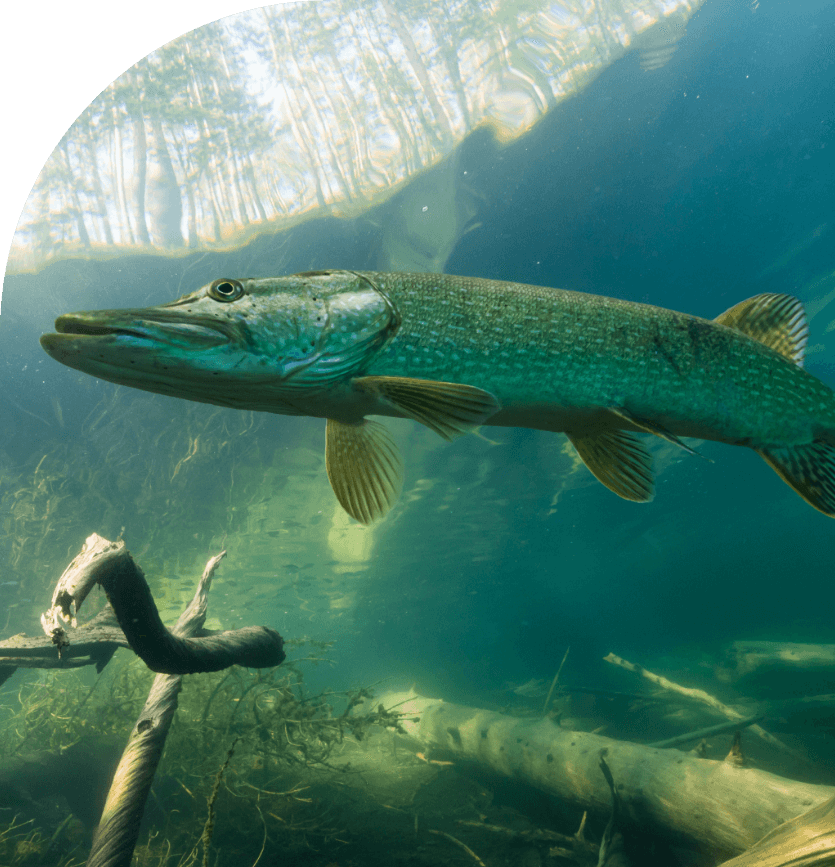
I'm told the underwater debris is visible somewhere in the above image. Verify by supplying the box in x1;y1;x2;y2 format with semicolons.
603;652;804;764
455;818;598;864
725;731;746;768
0;534;286;867
647;715;763;750
1;534;284;685
0;534;424;867
0;737;123;834
717;640;835;698
597;754;630;867
428;828;486;866
377;687;835;859
543;645;571;714
718;792;835;867
86;540;249;867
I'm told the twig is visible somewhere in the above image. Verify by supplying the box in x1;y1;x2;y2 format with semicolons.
456;819;598;860
648;715;764;749
604;653;806;763
201;740;239;867
575;810;587;842
250;800;268;867
725;731;745;767
559;686;664;702
543;646;570;714
429;829;486;866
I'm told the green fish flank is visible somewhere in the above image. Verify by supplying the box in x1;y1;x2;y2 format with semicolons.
39;271;835;523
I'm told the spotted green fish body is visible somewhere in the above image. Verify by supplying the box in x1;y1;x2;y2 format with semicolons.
40;270;835;522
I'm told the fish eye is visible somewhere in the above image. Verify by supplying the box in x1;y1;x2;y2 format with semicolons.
208;278;244;302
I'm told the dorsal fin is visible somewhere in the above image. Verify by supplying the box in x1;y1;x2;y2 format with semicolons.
714;293;808;366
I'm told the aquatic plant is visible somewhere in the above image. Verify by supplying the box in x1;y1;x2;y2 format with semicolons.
0;632;410;866
0;814;85;867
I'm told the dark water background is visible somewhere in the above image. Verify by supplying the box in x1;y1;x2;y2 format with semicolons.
1;0;834;712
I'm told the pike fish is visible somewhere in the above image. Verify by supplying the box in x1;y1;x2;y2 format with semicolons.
40;270;835;523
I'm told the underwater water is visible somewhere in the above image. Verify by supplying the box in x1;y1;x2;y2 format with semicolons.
2;1;835;865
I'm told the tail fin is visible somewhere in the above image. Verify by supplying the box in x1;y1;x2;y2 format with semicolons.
757;439;835;517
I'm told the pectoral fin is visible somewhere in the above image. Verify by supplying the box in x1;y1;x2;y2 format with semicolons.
353;375;500;440
566;430;654;502
325;418;403;524
609;408;709;460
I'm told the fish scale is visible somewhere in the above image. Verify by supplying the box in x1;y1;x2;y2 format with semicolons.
40;270;835;523
366;272;828;443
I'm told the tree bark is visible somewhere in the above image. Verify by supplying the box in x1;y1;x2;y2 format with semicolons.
718;794;835;867
2;534;285;685
379;690;835;861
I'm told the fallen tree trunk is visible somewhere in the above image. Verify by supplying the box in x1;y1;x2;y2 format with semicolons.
717;641;835;697
380;690;835;860
718;793;835;867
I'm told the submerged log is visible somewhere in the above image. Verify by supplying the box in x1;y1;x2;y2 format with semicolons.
0;534;284;684
718;794;835;867
0;605;127;686
0;737;124;834
40;533;285;674
717;641;835;697
380;689;835;860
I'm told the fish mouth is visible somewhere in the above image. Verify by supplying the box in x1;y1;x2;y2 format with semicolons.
47;312;231;349
54;319;129;337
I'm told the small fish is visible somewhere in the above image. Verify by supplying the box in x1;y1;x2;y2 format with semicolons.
51;395;65;428
508;678;549;698
40;271;835;523
415;751;454;767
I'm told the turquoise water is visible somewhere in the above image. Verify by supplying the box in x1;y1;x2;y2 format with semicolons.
1;1;834;864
